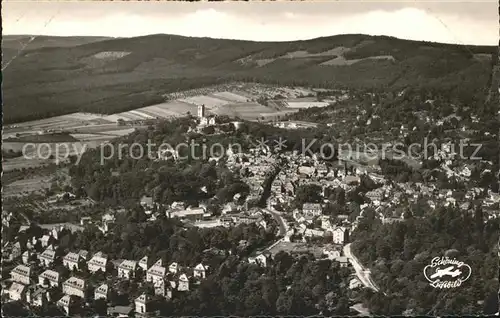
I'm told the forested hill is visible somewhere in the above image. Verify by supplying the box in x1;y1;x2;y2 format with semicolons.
3;33;496;123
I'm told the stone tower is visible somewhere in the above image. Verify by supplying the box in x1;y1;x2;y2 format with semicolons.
198;104;206;119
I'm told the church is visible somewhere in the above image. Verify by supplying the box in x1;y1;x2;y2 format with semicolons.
197;104;216;126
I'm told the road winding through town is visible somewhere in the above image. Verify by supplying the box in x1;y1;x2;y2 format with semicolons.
343;243;380;292
264;207;288;236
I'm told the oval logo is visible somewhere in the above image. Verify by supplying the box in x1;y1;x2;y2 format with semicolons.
423;256;471;289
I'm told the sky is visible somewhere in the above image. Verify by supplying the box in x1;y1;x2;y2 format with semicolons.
3;0;499;46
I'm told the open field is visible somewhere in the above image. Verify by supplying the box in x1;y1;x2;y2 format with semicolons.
1;82;317;173
287;101;330;109
3;176;52;197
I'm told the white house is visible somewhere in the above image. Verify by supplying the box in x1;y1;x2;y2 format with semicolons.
22;251;32;265
334;256;350;267
332;227;349;245
321;219;333;231
40;235;51;248
138;256;150;272
304;229;325;238
302;203;322;216
349;277;363;289
193;263;208;279
26;286;46;307
38;269;60;288
62;277;85;298
39;247;56;267
178;274;189;292
153;259;162;267
248;254;267;267
87;252;107;273
7;282;26;301
94;283;108;301
146;265;166;284
154;279;172;299
323;248;341;260
57;295;72;315
118;260;137;279
63;252;81;270
11;265;31;285
135;294;148;314
78;250;89;261
168;262;178;274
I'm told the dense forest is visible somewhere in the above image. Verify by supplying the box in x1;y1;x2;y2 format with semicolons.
4;33;496;123
351;205;499;316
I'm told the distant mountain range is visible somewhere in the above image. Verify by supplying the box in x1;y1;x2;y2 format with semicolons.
2;33;496;124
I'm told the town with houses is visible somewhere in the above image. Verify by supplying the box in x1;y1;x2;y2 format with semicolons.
2;100;499;316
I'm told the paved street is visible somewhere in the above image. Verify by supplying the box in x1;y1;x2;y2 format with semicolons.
343;243;380;292
264;207;288;236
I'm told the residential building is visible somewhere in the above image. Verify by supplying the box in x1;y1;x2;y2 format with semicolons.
138;256;151;272
57;295;72;315
94;283;108;301
343;175;360;185
135;294;148;314
11;265;31;285
298;166;315;177
304;229;325;238
88;252;107;273
140;196;155;211
39;246;56;267
7;282;26;301
40;235;51;248
146;265;166;284
332;227;349;245
169;208;205;221
193;263;207;279
38;269;60;288
222;203;239;214
118;260;137;279
78;250;89;261
22;251;32;265
366;189;384;205
168;262;178;274
154;279;172;299
26;286;47;307
334;256;350;267
178;274;189;292
349;277;363;289
63;252;81;270
153;259;162;267
80;217;92;226
321;219;333;231
302;203;322;216
323;248;341;260
9;242;22;261
62;277;85;298
248;254;267;267
107;305;133;317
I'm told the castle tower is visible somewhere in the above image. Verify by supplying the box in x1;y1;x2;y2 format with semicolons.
198;104;205;118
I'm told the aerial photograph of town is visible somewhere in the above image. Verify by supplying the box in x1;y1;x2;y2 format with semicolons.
1;1;499;317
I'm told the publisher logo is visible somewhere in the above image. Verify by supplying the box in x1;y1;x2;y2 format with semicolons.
424;256;471;289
